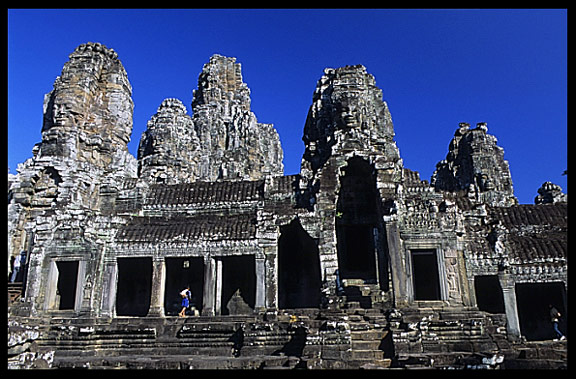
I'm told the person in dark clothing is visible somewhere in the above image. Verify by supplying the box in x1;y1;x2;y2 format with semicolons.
10;251;26;283
549;304;566;341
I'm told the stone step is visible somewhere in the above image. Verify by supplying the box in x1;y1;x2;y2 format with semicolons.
350;328;386;340
7;282;23;302
177;330;237;340
358;358;392;369
351;339;382;351
502;358;567;370
54;354;298;369
349;349;385;360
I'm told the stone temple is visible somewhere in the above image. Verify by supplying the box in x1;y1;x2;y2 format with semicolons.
8;42;567;369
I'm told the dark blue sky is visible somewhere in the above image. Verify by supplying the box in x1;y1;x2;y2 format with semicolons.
8;9;567;204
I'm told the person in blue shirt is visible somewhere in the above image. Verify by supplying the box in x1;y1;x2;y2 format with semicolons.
179;286;191;317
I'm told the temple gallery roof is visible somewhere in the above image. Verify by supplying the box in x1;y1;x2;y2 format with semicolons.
489;203;566;227
115;213;257;243
489;203;567;265
145;180;265;206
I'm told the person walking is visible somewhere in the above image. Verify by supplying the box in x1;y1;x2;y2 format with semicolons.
549;304;566;341
179;290;189;317
178;286;191;317
10;251;24;283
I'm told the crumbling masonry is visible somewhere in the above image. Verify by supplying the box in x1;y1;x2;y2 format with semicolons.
8;43;567;369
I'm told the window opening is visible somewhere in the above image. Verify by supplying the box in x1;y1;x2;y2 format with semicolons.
220;255;255;315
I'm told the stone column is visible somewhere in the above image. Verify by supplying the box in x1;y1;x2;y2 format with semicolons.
75;260;87;314
255;255;266;310
202;256;216;316
43;260;59;311
23;246;43;316
265;251;277;309
147;257;166;317
100;259;117;318
498;271;521;341
385;221;408;307
214;259;223;315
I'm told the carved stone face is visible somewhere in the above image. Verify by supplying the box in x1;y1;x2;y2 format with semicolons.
335;99;361;129
52;103;74;127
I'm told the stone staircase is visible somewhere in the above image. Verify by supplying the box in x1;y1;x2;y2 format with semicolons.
340;279;388;309
346;314;392;369
32;316;256;368
500;340;568;369
9;287;566;369
24;314;326;369
316;280;392;368
8;282;23;303
388;305;508;368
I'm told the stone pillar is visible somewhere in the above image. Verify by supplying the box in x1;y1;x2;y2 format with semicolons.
100;259;117;318
43;260;59;311
498;271;521;341
147;257;166;317
214;259;223;315
202;256;216;316
23;246;43;315
255;255;266;310
265;251;277;309
465;277;477;307
75;260;87;314
385;221;408;307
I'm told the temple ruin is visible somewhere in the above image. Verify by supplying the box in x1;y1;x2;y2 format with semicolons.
8;42;567;369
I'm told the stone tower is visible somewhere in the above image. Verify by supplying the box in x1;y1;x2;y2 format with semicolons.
8;41;137;233
137;98;202;184
296;65;404;294
534;181;568;204
431;122;517;207
191;54;284;181
40;42;136;179
8;42;138;315
137;54;284;184
299;65;403;206
300;65;398;173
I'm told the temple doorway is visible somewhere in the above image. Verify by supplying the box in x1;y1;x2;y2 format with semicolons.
278;219;321;309
474;275;505;314
516;282;567;341
55;261;79;310
116;257;153;316
336;157;380;282
411;249;441;301
164;257;204;316
219;255;255;315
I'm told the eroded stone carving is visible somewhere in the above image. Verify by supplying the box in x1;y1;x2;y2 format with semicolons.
431;122;517;207
534;181;567;204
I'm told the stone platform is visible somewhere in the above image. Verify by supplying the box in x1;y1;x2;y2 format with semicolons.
7;304;567;369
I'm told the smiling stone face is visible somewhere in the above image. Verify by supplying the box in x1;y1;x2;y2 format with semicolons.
301;65;398;173
335;100;361;130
